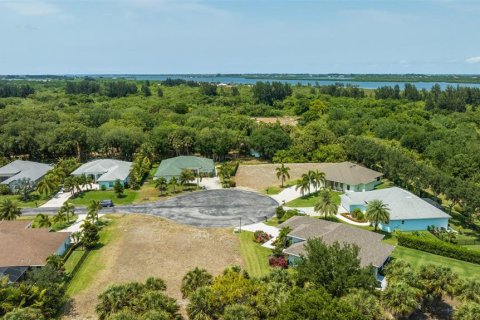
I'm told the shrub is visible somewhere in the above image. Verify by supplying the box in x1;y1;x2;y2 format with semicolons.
397;233;480;264
279;209;305;223
351;208;362;218
269;255;288;268
100;184;107;191
254;230;271;244
228;180;236;188
275;206;286;220
0;184;10;195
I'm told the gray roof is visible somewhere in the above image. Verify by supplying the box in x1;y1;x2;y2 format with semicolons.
155;156;215;178
340;187;450;220
71;159;132;182
280;216;394;268
0;160;53;185
321;161;382;185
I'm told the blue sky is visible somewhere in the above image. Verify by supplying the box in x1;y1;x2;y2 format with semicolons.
0;0;479;74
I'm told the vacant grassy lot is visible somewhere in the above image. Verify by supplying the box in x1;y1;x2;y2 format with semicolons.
238;231;272;278
65;215;243;319
236;163;338;192
134;180;201;203
285;190;341;207
69;190;137;206
391;246;480;280
253;116;298;126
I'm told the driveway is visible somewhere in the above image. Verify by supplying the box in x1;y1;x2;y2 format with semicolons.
23;189;278;228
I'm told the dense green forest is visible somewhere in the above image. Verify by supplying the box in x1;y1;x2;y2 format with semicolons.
0;79;479;220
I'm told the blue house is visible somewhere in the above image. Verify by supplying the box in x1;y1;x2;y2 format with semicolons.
340;187;451;232
71;159;132;189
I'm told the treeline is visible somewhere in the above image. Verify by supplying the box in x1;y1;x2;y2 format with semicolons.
374;83;480;111
0;82;35;98
344;135;480;220
161;77;200;87
252;81;293;105
65;80;137;97
317;83;365;98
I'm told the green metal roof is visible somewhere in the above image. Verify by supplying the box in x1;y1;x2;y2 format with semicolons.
154;156;215;178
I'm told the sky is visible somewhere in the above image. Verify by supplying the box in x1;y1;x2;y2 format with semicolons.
0;0;480;74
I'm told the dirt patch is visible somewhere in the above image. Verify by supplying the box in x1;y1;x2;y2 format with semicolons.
236;163;332;192
252;116;298;126
66;215;243;319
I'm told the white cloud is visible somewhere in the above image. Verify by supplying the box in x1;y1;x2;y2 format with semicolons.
2;1;61;16
466;56;480;64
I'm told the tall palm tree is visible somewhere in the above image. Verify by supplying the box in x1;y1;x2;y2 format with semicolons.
63;177;74;196
52;209;67;225
87;200;102;223
179;169;195;189
155;177;168;196
86;175;94;190
60;201;75;222
35;213;52;228
169;177;179;193
72;176;82;195
365;199;390;231
0;198;21;220
37;174;59;198
295;174;311;197
309;170;326;192
79;174;87;191
314;189;339;217
275;163;291;188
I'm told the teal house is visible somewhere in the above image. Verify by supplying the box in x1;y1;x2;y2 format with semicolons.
0;160;53;191
71;159;132;189
154;156;215;181
340;187;451;232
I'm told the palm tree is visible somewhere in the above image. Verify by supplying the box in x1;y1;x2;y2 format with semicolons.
60;201;75;222
155;177;168;196
52;209;67;225
181;267;213;298
179;169;195;189
86;175;94;190
46;254;65;271
365;199;390;231
314;189;339;217
35;213;52;228
382;282;421;318
72;176;82;195
0;198;21;220
71;231;82;245
79;174;88;191
87;200;102;223
295;174;311;197
63;176;74;196
37;174;59;198
275;163;291;188
310;170;326;192
169;177;179;193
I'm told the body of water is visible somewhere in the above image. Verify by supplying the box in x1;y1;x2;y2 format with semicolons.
98;74;480;90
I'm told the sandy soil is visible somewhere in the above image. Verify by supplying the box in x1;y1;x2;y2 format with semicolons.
252;116;298;126
66;215;243;319
235;163;332;191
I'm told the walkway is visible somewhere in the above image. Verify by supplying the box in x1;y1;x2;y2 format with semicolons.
40;184;99;208
199;177;222;190
270;183;318;205
58;213;105;233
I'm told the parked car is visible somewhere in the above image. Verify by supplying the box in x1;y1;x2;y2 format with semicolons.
100;199;114;207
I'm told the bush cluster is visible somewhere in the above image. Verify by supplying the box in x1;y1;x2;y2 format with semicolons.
268;255;288;268
254;230;271;244
397;233;480;264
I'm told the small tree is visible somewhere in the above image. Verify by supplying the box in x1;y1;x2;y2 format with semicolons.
14;178;35;201
155;177;168;196
169;177;179;193
314;190;339;217
35;213;52;228
0;198;21;220
181;267;213;298
113;179;124;198
81;220;99;249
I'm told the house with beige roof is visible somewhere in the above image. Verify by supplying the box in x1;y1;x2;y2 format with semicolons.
0;160;53;191
319;161;383;192
0;221;71;282
280;216;394;280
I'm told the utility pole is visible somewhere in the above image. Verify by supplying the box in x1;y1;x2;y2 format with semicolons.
239;217;242;233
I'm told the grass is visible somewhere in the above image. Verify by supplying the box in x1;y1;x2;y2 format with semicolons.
391;246;480;280
0;193;47;208
265;186;282;195
66;217;119;295
374;178;395;190
238;231;272;278
135;179;202;204
69;190;138;206
285;190;341;207
64;250;86;274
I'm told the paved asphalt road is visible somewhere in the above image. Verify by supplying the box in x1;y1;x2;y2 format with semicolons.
22;189;278;228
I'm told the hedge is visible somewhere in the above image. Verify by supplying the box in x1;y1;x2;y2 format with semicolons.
397;233;480;265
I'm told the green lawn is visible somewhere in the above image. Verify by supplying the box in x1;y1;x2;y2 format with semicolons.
391;246;480;280
285;190;341;208
0;193;47;208
64;249;86;274
238;231;272;278
265;186;282;195
66;217;119;295
69;190;138;206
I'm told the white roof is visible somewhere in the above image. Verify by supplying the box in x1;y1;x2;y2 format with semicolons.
340;187;450;220
0;160;52;185
71;159;132;182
